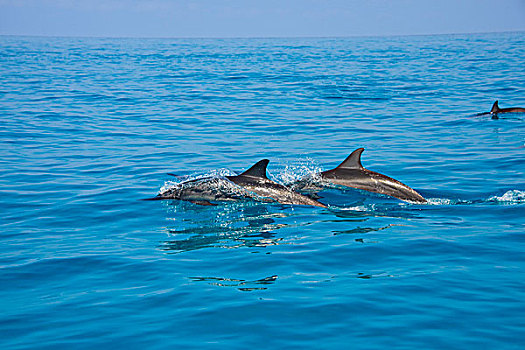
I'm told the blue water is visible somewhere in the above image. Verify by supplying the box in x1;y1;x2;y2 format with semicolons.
1;32;524;349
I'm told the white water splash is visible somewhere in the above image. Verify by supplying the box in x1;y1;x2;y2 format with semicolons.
334;204;376;212
273;158;324;188
425;190;525;206
488;190;525;204
159;168;238;194
425;198;456;205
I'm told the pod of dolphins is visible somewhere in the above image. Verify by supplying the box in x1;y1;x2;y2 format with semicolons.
151;100;523;207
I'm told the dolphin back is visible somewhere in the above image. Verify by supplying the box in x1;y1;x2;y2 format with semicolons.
238;159;270;178
334;148;365;169
491;100;500;113
490;100;525;114
228;159;327;208
321;148;427;203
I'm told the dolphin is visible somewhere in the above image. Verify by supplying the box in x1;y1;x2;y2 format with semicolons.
317;148;426;203
490;100;525;119
151;159;327;208
491;100;525;114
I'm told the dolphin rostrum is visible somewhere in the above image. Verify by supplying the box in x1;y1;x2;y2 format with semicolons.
152;159;327;208
318;148;427;203
490;100;525;118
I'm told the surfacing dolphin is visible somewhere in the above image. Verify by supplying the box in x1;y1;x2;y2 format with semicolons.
151;159;327;208
316;148;426;203
490;100;525;118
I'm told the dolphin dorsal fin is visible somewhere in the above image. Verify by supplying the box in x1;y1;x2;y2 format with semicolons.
491;100;499;113
336;148;365;169
239;159;270;178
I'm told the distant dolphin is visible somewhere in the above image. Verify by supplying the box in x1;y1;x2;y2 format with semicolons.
490;100;525;119
151;159;327;208
316;148;426;203
491;100;525;114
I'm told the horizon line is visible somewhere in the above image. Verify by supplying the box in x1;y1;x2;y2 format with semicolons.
1;29;523;41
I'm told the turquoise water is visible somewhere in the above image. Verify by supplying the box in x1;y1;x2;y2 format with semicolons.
1;32;524;349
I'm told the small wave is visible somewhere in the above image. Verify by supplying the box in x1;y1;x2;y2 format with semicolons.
425;198;457;205
189;275;278;291
331;204;377;212
425;190;525;206
488;190;525;204
336;205;373;212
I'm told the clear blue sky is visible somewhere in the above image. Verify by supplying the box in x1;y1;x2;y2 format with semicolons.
1;0;524;38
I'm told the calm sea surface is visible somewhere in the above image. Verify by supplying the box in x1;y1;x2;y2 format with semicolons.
1;32;524;349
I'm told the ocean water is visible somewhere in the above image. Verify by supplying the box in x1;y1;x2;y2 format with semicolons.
1;32;524;349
